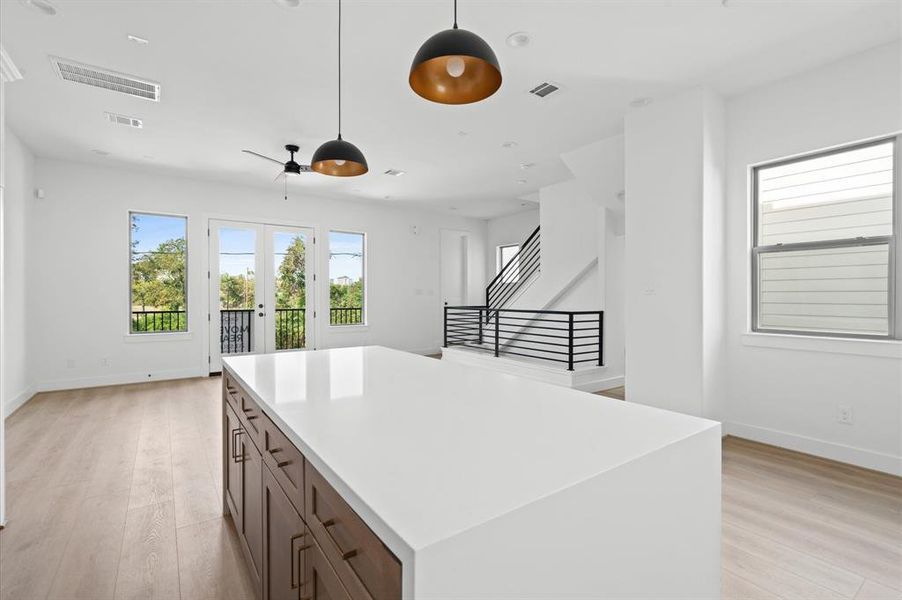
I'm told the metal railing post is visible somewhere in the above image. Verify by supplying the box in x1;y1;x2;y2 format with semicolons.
598;311;604;366
478;308;483;345
443;306;448;348
568;313;574;371
494;310;500;357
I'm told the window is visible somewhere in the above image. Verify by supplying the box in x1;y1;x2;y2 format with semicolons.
130;212;188;333
752;137;899;339
497;244;520;282
329;231;365;326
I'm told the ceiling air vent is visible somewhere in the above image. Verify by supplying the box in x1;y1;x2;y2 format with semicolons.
50;56;160;101
528;82;560;98
384;168;406;177
105;111;143;128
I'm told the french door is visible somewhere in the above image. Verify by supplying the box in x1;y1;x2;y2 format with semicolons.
209;220;315;372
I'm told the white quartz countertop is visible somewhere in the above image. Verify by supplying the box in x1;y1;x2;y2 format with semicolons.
223;346;719;553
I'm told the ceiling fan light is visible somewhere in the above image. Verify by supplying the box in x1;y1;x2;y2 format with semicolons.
311;137;368;177
409;28;501;104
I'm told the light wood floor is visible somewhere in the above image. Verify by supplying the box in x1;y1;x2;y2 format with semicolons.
1;378;899;600
596;385;626;400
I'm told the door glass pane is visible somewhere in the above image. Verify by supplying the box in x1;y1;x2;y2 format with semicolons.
329;231;365;325
757;244;890;336
273;231;308;350
130;213;187;333
220;227;256;354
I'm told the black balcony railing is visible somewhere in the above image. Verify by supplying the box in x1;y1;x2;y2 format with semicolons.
444;306;603;371
275;308;306;350
212;306;364;355
331;307;363;325
221;309;253;354
131;310;187;332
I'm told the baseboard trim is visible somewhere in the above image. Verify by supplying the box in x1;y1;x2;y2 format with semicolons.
34;367;208;395
3;385;37;419
724;421;902;477
592;376;625;393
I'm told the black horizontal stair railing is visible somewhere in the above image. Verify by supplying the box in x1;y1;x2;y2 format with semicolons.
443;306;604;371
485;226;540;320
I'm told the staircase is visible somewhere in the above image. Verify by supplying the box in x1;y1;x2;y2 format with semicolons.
442;225;614;391
485;225;540;315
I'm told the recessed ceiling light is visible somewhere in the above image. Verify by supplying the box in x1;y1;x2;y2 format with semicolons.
516;179;527;184
270;0;300;7
127;34;150;45
629;97;653;108
457;131;468;137
384;168;406;177
19;0;57;16
450;207;458;211
502;141;518;149
383;195;392;199
506;31;530;48
519;162;535;170
92;149;110;156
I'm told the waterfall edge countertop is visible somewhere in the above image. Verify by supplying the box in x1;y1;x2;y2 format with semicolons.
222;346;720;556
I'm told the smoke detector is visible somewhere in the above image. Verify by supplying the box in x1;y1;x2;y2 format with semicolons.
50;56;161;101
105;112;143;128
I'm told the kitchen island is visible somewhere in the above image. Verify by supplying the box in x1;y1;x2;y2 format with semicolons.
222;346;721;600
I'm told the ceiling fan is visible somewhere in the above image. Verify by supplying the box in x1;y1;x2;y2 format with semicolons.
242;144;312;181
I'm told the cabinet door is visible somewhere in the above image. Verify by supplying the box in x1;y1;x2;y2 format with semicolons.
224;404;243;528
242;435;265;586
304;540;352;600
263;468;307;600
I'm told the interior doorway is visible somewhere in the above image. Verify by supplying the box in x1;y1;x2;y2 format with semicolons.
440;229;469;307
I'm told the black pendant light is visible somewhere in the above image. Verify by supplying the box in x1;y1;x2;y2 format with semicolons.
409;0;501;105
312;0;368;177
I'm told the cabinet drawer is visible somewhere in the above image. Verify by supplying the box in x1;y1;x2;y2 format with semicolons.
262;414;305;516
304;537;352;600
238;391;265;446
223;371;240;412
305;464;401;600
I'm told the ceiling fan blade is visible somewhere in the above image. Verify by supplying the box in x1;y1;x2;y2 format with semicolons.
298;164;312;172
243;149;285;166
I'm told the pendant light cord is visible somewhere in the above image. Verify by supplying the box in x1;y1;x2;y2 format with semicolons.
453;0;458;29
338;0;342;139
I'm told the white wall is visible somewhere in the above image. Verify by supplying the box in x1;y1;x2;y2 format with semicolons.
624;87;726;419
485;208;539;283
27;158;486;390
724;42;902;474
2;128;33;417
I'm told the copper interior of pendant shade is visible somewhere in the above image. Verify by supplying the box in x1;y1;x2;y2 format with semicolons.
409;55;502;105
312;159;368;177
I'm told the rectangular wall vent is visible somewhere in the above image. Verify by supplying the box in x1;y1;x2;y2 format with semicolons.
105;111;143;128
384;168;406;177
50;56;160;101
528;82;560;98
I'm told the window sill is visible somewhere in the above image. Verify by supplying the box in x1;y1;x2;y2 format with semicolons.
328;324;369;333
124;332;193;343
741;332;902;358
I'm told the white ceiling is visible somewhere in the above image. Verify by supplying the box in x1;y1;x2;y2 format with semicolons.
2;0;899;219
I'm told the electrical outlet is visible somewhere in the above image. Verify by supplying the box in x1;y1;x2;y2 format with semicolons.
101;357;111;367
836;405;853;425
66;359;75;369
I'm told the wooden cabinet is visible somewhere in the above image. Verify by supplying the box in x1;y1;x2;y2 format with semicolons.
304;539;352;600
241;431;265;593
224;368;400;600
306;463;402;600
263;467;308;600
224;403;243;529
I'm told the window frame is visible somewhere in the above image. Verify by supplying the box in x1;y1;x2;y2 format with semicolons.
327;229;367;328
750;135;900;341
496;243;520;275
128;210;189;335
